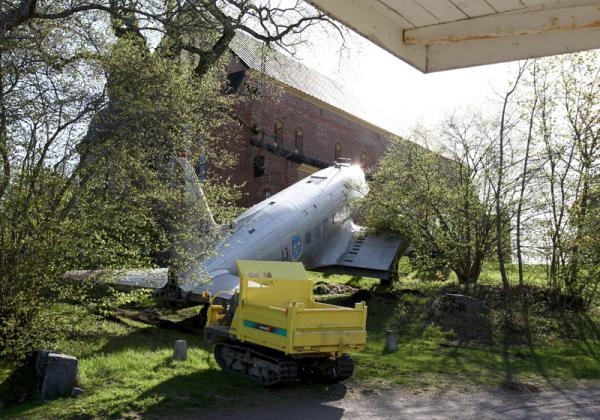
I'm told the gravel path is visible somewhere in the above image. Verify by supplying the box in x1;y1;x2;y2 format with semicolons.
198;384;600;419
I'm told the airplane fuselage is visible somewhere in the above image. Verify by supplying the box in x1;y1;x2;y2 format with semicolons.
191;163;367;295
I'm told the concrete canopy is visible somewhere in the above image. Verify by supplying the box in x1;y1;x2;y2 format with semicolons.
308;0;600;72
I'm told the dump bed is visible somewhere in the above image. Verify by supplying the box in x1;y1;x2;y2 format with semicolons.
227;260;367;356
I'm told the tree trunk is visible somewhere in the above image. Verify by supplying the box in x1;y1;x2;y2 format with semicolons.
516;90;537;290
0;49;10;201
496;94;511;293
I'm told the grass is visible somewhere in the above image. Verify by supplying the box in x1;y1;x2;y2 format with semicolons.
0;305;261;418
352;289;600;391
2;263;600;417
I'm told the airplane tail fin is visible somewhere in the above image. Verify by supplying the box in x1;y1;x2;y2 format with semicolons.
152;156;219;302
174;156;217;233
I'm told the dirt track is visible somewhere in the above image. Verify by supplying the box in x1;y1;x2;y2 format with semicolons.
197;384;600;419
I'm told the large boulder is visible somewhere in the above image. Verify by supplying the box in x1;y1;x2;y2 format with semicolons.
36;351;79;400
431;293;491;341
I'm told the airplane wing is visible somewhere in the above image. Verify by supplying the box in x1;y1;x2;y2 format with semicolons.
308;222;407;282
63;268;240;303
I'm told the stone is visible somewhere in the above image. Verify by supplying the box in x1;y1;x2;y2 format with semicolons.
173;340;187;361
384;330;398;353
71;387;85;397
313;281;358;295
39;353;78;401
35;350;51;376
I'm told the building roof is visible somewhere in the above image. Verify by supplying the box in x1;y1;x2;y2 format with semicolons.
308;0;600;73
229;32;398;137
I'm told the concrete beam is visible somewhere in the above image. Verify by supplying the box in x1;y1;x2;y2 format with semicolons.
426;25;600;72
404;3;600;45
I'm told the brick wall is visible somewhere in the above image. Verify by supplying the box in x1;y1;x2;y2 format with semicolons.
212;62;391;208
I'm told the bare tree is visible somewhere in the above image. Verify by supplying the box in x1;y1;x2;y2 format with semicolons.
515;63;539;290
494;62;527;293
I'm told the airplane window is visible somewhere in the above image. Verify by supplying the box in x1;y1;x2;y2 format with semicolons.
315;226;321;239
322;219;327;232
305;232;312;245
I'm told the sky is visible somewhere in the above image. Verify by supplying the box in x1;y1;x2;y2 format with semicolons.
289;29;522;138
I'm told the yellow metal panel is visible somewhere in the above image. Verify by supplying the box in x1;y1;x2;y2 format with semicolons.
230;260;368;356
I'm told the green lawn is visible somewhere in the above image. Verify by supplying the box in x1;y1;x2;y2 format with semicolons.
355;292;600;391
1;304;271;418
2;265;600;418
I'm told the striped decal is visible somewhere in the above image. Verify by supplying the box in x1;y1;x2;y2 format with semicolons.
243;320;287;337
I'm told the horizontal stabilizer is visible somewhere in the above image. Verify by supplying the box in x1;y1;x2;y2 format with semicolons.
311;224;406;280
63;268;240;302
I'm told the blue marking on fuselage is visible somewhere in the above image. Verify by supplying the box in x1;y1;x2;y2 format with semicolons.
291;234;303;261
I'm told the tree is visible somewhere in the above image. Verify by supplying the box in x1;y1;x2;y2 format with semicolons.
494;62;527;293
523;51;600;303
366;117;498;289
515;63;538;290
1;1;340;357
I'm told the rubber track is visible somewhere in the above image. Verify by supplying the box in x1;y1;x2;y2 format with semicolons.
214;342;298;385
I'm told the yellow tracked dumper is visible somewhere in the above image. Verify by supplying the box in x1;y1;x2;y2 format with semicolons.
204;260;368;385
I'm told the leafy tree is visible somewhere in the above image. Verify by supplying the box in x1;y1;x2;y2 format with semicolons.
366;119;497;288
1;1;338;357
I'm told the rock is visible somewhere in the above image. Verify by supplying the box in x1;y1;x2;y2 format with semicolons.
431;293;491;341
173;340;187;361
313;282;358;295
35;350;51;376
71;387;85;397
38;353;78;401
384;330;398;353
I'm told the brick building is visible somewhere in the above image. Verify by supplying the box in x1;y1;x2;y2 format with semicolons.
221;34;397;208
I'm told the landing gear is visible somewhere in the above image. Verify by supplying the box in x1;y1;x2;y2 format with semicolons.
213;341;354;385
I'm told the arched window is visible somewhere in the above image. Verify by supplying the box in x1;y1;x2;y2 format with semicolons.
264;189;272;199
360;151;368;168
334;143;342;161
274;120;283;147
295;128;304;154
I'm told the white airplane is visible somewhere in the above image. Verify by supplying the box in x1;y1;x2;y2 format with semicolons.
67;158;405;304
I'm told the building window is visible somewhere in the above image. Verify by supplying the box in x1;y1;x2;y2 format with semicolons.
295;128;304;154
254;155;265;177
264;189;272;199
334;143;342;161
274;120;283;147
360;151;367;168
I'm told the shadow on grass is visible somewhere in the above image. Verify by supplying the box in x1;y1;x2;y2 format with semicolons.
97;323;211;355
138;372;348;418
